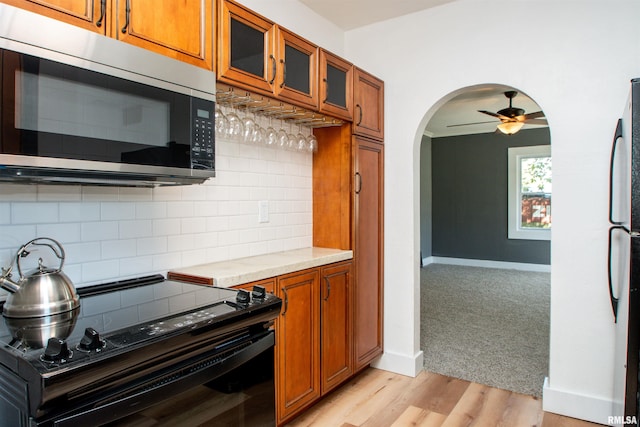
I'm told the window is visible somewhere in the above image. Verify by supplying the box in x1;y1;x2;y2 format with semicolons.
508;145;551;240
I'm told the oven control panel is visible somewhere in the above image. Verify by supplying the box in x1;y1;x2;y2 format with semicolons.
33;285;278;370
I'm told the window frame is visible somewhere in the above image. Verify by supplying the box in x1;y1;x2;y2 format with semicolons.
507;145;551;241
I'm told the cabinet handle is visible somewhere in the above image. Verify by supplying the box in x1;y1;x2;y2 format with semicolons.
279;59;286;89
356;104;363;126
355;172;362;194
96;0;106;27
269;55;277;85
121;0;130;34
281;287;289;315
323;78;328;103
324;277;331;301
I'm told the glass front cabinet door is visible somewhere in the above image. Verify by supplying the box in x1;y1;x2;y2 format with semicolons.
319;49;353;121
218;0;318;109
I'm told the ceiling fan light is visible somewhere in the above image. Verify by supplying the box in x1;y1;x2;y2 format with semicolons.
497;121;524;135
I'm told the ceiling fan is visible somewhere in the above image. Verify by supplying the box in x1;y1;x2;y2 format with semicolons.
449;91;548;135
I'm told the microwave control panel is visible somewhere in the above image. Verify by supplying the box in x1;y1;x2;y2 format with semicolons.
191;98;215;170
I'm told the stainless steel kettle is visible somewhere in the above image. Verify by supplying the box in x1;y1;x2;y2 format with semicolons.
0;238;79;318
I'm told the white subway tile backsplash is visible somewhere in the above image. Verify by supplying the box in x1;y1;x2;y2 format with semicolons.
65;242;101;263
167;201;195;218
11;203;59;224
101;202;136;221
137;237;167;255
152;218;182;236
37;185;82;202
60;203;101;223
81;221;118;241
101;239;136;260
119;255;153;278
118;187;153;202
0;139;312;286
135;202;167;220
0;204;10;225
119;220;153;239
0;184;37;201
179;217;206;234
82;186;119;202
81;259;120;283
36;223;81;243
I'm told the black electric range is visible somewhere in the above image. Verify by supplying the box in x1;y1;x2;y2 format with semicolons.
0;274;281;426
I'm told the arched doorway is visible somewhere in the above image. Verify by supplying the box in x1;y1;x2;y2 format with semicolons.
418;84;551;397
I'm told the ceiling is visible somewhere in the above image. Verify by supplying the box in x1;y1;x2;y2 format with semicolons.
298;0;548;138
299;0;460;31
424;87;547;138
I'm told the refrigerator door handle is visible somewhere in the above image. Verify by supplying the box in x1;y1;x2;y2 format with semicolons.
609;224;630;322
609;118;625;225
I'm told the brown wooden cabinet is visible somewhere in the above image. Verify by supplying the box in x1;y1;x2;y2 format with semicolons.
320;261;353;394
313;126;385;373
353;67;384;141
276;268;321;425
218;0;318;109
353;136;384;370
319;49;353;121
2;0;213;70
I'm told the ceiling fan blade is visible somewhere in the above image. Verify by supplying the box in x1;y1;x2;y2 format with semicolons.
523;118;548;125
478;110;511;121
523;111;545;120
447;120;497;128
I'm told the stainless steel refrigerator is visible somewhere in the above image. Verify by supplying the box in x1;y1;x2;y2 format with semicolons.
609;78;640;425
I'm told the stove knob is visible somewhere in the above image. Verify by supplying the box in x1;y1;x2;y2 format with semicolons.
236;289;251;305
79;327;103;351
251;285;266;300
43;338;71;362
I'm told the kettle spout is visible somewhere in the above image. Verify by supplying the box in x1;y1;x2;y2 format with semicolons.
0;268;19;293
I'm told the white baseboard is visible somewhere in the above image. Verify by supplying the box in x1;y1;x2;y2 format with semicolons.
423;256;551;273
543;377;614;425
372;350;424;377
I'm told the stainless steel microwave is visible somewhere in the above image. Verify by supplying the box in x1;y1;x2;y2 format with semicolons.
0;4;216;187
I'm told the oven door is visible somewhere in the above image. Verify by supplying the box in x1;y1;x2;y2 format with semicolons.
35;329;275;427
0;47;215;179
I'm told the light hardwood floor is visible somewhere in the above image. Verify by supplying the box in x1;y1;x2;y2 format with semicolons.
288;368;604;427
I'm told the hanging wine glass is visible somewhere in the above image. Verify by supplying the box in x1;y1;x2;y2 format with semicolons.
277;119;289;150
307;132;318;153
265;116;278;147
226;104;244;141
241;106;257;144
214;107;228;138
295;124;308;152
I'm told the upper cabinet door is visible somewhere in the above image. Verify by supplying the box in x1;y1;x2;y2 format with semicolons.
319;49;353;121
274;26;318;109
2;0;108;34
353;67;384;141
115;0;213;70
217;0;276;94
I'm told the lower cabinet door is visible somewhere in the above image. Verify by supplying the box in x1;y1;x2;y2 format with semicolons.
320;261;353;394
276;268;320;424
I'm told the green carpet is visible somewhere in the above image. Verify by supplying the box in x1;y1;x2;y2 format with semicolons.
420;263;550;397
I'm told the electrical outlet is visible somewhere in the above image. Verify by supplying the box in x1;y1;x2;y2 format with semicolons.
258;201;269;223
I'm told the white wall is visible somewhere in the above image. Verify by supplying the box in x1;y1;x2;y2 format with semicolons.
0;119;313;289
344;0;640;423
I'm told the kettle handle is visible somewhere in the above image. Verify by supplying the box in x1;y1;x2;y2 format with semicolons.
15;237;66;279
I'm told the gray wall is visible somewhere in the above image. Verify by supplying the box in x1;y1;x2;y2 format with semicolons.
427;127;551;265
420;135;432;264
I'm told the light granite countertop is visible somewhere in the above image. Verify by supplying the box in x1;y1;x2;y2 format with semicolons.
168;247;353;288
